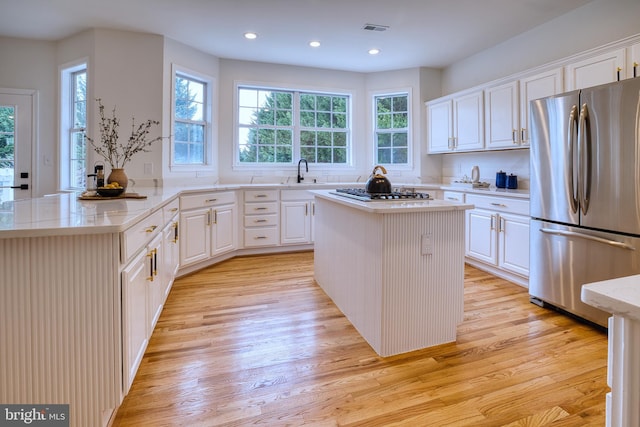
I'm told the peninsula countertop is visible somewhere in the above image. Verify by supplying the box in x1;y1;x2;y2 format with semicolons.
0;182;447;238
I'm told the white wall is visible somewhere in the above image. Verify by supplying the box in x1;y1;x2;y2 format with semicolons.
442;0;640;94
436;0;640;188
0;37;57;196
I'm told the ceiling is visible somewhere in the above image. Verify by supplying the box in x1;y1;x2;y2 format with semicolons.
0;0;594;73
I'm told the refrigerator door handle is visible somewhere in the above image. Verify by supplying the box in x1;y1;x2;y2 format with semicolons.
578;103;591;215
567;104;579;214
540;228;636;251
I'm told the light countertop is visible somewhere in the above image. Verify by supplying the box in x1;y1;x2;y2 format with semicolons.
311;190;474;213
0;182;447;238
582;275;640;322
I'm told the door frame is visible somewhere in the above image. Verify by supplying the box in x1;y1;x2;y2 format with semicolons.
0;88;38;198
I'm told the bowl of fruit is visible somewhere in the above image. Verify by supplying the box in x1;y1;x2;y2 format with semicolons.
97;182;125;197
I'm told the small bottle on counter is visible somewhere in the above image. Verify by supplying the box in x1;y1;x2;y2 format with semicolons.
95;164;104;188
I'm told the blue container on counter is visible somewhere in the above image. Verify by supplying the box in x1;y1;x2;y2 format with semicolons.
496;171;507;188
506;174;518;189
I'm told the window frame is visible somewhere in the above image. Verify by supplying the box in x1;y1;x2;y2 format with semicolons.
59;60;89;191
170;64;215;172
233;82;353;170
372;89;412;169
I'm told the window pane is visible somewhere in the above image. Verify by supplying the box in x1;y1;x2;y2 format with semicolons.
275;110;292;126
300;111;315;127
317;96;331;111
392;147;408;163
174;122;188;141
332;97;346;113
301;146;316;161
332;113;346;129
276;146;292;162
317;131;331;146
377;133;391;147
317;112;331;128
378;148;391;163
393;112;408;128
377;97;391;113
377;114;391;129
334;132;346;147
300;94;315;110
275;92;292;109
239;107;256;125
174;142;189;163
333;148;347;163
393;132;407;147
300;130;315;146
257;108;274;125
393;96;407;111
277;129;292;145
317;147;332;163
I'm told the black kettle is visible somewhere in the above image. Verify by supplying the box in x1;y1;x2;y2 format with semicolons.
365;165;392;194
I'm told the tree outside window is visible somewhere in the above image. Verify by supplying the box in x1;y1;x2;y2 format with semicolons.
174;74;207;165
237;86;350;165
375;93;409;165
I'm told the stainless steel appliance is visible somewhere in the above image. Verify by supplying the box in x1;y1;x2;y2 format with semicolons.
529;77;640;327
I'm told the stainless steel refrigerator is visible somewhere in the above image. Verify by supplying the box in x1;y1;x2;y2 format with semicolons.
529;77;640;327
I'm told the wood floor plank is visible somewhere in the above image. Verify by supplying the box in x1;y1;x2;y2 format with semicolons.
112;251;608;426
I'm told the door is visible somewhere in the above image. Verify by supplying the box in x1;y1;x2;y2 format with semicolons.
519;67;564;145
579;78;640;236
465;208;496;264
211;204;236;256
0;91;34;202
485;81;520;149
427;99;452;153
529;90;580;226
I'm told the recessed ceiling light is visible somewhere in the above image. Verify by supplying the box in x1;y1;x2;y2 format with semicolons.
368;48;380;55
244;32;258;40
309;41;321;48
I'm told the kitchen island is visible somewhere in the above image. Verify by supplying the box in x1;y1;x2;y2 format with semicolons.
311;190;473;356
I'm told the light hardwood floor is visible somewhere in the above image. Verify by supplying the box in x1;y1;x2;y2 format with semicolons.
113;251;608;426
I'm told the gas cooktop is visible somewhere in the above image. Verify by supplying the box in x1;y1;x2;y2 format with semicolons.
333;188;431;202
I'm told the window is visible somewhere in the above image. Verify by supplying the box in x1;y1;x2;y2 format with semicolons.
173;73;208;165
60;62;87;190
374;92;409;165
237;86;350;165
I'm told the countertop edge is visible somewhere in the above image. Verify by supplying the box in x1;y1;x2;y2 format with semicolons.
582;275;640;322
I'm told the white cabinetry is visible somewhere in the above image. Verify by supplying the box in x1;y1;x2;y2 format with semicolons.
179;191;237;267
121;205;173;393
162;199;180;300
243;189;279;247
484;81;520;149
519;68;564;144
566;48;626;90
465;193;530;286
485;68;564;149
281;190;314;245
427;89;484;153
627;41;640;79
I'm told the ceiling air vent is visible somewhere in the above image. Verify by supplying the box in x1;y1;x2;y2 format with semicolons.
362;23;389;32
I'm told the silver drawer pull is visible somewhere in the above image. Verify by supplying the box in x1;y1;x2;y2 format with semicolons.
254;194;268;198
255;236;268;239
255;219;267;223
205;198;217;203
255;207;268;210
490;203;508;208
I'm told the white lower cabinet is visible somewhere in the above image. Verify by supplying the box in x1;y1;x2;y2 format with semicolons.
179;191;237;266
280;190;314;245
465;193;530;285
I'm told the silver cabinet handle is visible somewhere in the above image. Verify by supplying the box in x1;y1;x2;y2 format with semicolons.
490;203;507;208
205;198;217;203
254;219;267;223
254;194;268;198
255;236;268;239
540;228;635;251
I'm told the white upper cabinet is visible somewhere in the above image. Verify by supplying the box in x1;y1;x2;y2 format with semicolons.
428;90;484;153
519;67;564;145
484;81;520;149
627;41;640;79
427;98;453;153
565;48;626;90
453;90;484;152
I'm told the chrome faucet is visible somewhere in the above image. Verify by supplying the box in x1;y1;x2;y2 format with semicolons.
297;158;308;183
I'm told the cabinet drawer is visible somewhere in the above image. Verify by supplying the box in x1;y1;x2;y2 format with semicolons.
244;189;278;202
466;193;529;215
443;191;465;202
162;198;179;222
281;189;312;201
244;214;278;227
244;201;278;215
244;227;278;247
180;191;236;210
122;209;164;263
